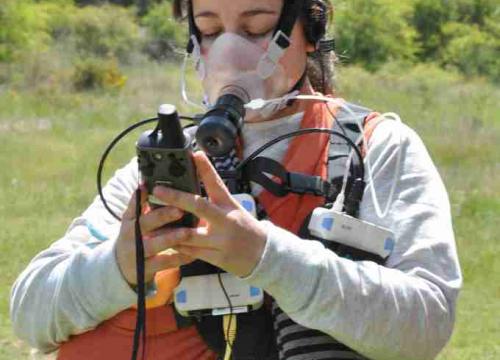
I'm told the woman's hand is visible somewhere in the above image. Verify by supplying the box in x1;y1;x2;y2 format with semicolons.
151;151;269;278
115;187;194;286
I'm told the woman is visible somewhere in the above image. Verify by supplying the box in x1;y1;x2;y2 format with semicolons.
10;1;462;359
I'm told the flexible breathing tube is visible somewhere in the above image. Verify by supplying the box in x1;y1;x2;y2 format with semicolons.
246;95;404;219
181;53;207;111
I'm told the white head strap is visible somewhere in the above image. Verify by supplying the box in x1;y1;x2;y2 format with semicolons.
257;31;291;80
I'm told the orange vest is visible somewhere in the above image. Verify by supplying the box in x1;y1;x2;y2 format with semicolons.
58;100;377;360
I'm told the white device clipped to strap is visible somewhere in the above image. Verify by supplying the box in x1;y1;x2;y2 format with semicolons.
308;207;396;260
174;194;263;317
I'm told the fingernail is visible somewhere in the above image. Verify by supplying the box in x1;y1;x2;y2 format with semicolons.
174;229;187;240
173;209;183;218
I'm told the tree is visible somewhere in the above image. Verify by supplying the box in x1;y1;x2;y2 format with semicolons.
0;0;51;62
334;0;418;70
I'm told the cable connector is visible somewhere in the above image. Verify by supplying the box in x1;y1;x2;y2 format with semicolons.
331;191;345;212
344;178;365;217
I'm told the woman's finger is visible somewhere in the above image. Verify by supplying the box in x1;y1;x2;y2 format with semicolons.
122;185;147;221
146;250;194;276
193;151;235;207
153;186;224;225
140;206;183;234
173;245;223;268
144;227;218;258
143;227;185;258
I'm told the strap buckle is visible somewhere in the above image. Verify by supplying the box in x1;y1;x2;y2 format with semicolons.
257;30;290;79
287;173;325;196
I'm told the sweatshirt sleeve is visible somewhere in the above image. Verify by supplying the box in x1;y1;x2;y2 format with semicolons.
10;158;140;353
243;121;463;360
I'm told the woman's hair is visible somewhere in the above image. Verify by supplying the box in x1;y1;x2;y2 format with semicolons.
172;0;336;94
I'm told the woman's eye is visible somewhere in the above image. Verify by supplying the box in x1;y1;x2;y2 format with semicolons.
244;29;273;40
200;28;273;41
245;32;266;38
202;31;221;40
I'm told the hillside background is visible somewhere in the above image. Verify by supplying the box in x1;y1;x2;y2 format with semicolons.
0;0;499;359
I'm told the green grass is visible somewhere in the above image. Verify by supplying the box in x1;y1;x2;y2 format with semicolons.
0;60;499;359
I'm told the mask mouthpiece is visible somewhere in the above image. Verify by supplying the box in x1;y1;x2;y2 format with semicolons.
196;92;247;157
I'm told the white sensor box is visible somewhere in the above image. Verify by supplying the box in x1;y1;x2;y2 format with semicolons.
174;193;263;316
308;208;395;259
174;273;263;317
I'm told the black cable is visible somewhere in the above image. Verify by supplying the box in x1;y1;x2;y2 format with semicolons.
95;115;196;360
217;273;235;359
97;119;361;219
316;41;349;144
97;116;195;221
326;101;348;139
318;47;354;184
324;103;356;181
317;51;348;140
97;115;362;360
131;188;146;360
236;128;364;180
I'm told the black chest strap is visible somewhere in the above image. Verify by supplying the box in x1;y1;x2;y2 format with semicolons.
239;102;373;210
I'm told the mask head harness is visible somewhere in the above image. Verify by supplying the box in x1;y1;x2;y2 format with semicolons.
187;0;334;157
187;0;302;66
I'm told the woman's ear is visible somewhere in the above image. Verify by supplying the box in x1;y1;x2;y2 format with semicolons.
305;41;317;54
297;20;318;54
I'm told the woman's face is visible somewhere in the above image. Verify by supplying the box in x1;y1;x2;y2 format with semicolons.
192;0;315;120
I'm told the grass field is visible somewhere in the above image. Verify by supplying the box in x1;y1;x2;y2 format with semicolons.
0;60;499;359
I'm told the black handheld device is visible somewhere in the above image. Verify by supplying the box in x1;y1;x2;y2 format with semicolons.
136;104;200;227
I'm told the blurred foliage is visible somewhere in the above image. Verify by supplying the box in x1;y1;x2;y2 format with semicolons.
332;0;500;80
334;0;418;70
441;22;499;81
72;57;127;90
411;0;500;81
411;0;450;60
0;0;51;61
0;1;140;90
70;5;140;63
141;1;188;60
0;0;499;83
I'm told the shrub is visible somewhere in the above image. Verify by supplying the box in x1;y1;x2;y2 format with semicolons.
412;0;499;61
70;4;141;63
41;1;76;41
0;0;51;62
75;0;136;6
334;0;418;70
452;0;499;25
72;57;127;90
441;22;500;82
411;0;450;60
142;1;188;60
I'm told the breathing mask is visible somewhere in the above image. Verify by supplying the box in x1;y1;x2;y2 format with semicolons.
186;0;305;157
195;31;297;115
